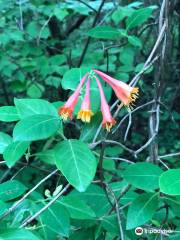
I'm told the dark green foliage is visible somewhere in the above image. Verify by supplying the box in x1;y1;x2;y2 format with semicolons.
0;0;179;239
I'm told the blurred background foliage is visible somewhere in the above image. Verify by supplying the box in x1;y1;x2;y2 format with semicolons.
0;0;179;239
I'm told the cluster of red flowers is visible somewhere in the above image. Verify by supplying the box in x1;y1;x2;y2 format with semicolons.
59;70;139;131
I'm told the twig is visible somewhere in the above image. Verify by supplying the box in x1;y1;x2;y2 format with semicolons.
138;21;158;37
134;133;157;156
108;184;131;214
20;184;70;228
158;159;169;169
93;152;134;164
0;169;58;221
105;184;124;240
90;140;134;155
158;101;176;123
130;23;166;87
77;0;97;13
98;141;106;185
78;0;106;66
0;161;6;165
159;152;180;159
148;0;168;163
113;100;154;134
10;166;26;180
18;0;24;31
37;14;53;45
124;111;132;142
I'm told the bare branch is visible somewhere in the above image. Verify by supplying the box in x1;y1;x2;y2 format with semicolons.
105;184;125;240
20;184;70;228
0;169;58;221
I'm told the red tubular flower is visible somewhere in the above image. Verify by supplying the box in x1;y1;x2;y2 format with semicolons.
96;77;116;131
94;70;139;109
77;78;93;123
59;74;87;120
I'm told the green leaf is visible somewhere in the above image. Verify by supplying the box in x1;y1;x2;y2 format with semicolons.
3;141;30;167
126;193;159;229
40;202;70;237
0;106;19;122
0;132;12;154
101;214;119;235
69;229;94;240
128;35;142;48
126;7;153;30
54;8;69;21
0;200;7;216
104;146;123;156
122;162;163;191
27;83;45;98
58;196;96;219
54;140;97;192
13;115;61;141
88;26;123;40
120;191;139;205
45;76;61;88
128;2;143;8
0;229;41;240
163;197;180;217
14;98;58;119
27;21;50;39
62;68;90;90
119;46;135;66
119;64;134;72
112;7;134;24
114;72;129;82
169;234;180;240
159;169;180;195
0;180;27;201
80;113;101;142
70;184;111;217
37;149;56;165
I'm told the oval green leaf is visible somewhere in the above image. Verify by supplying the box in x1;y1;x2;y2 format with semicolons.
0;132;12;154
58;196;96;219
122;162;163;191
0;106;19;122
88;26;122;40
3;141;30;167
159;169;180;195
126;193;159;229
69;184;111;217
126;7;153;30
40;202;70;237
62;68;90;90
13;115;61;141
0;229;40;240
54;140;97;192
0;180;27;201
14;98;58;119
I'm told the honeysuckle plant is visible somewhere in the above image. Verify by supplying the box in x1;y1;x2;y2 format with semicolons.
59;70;139;131
0;1;179;240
